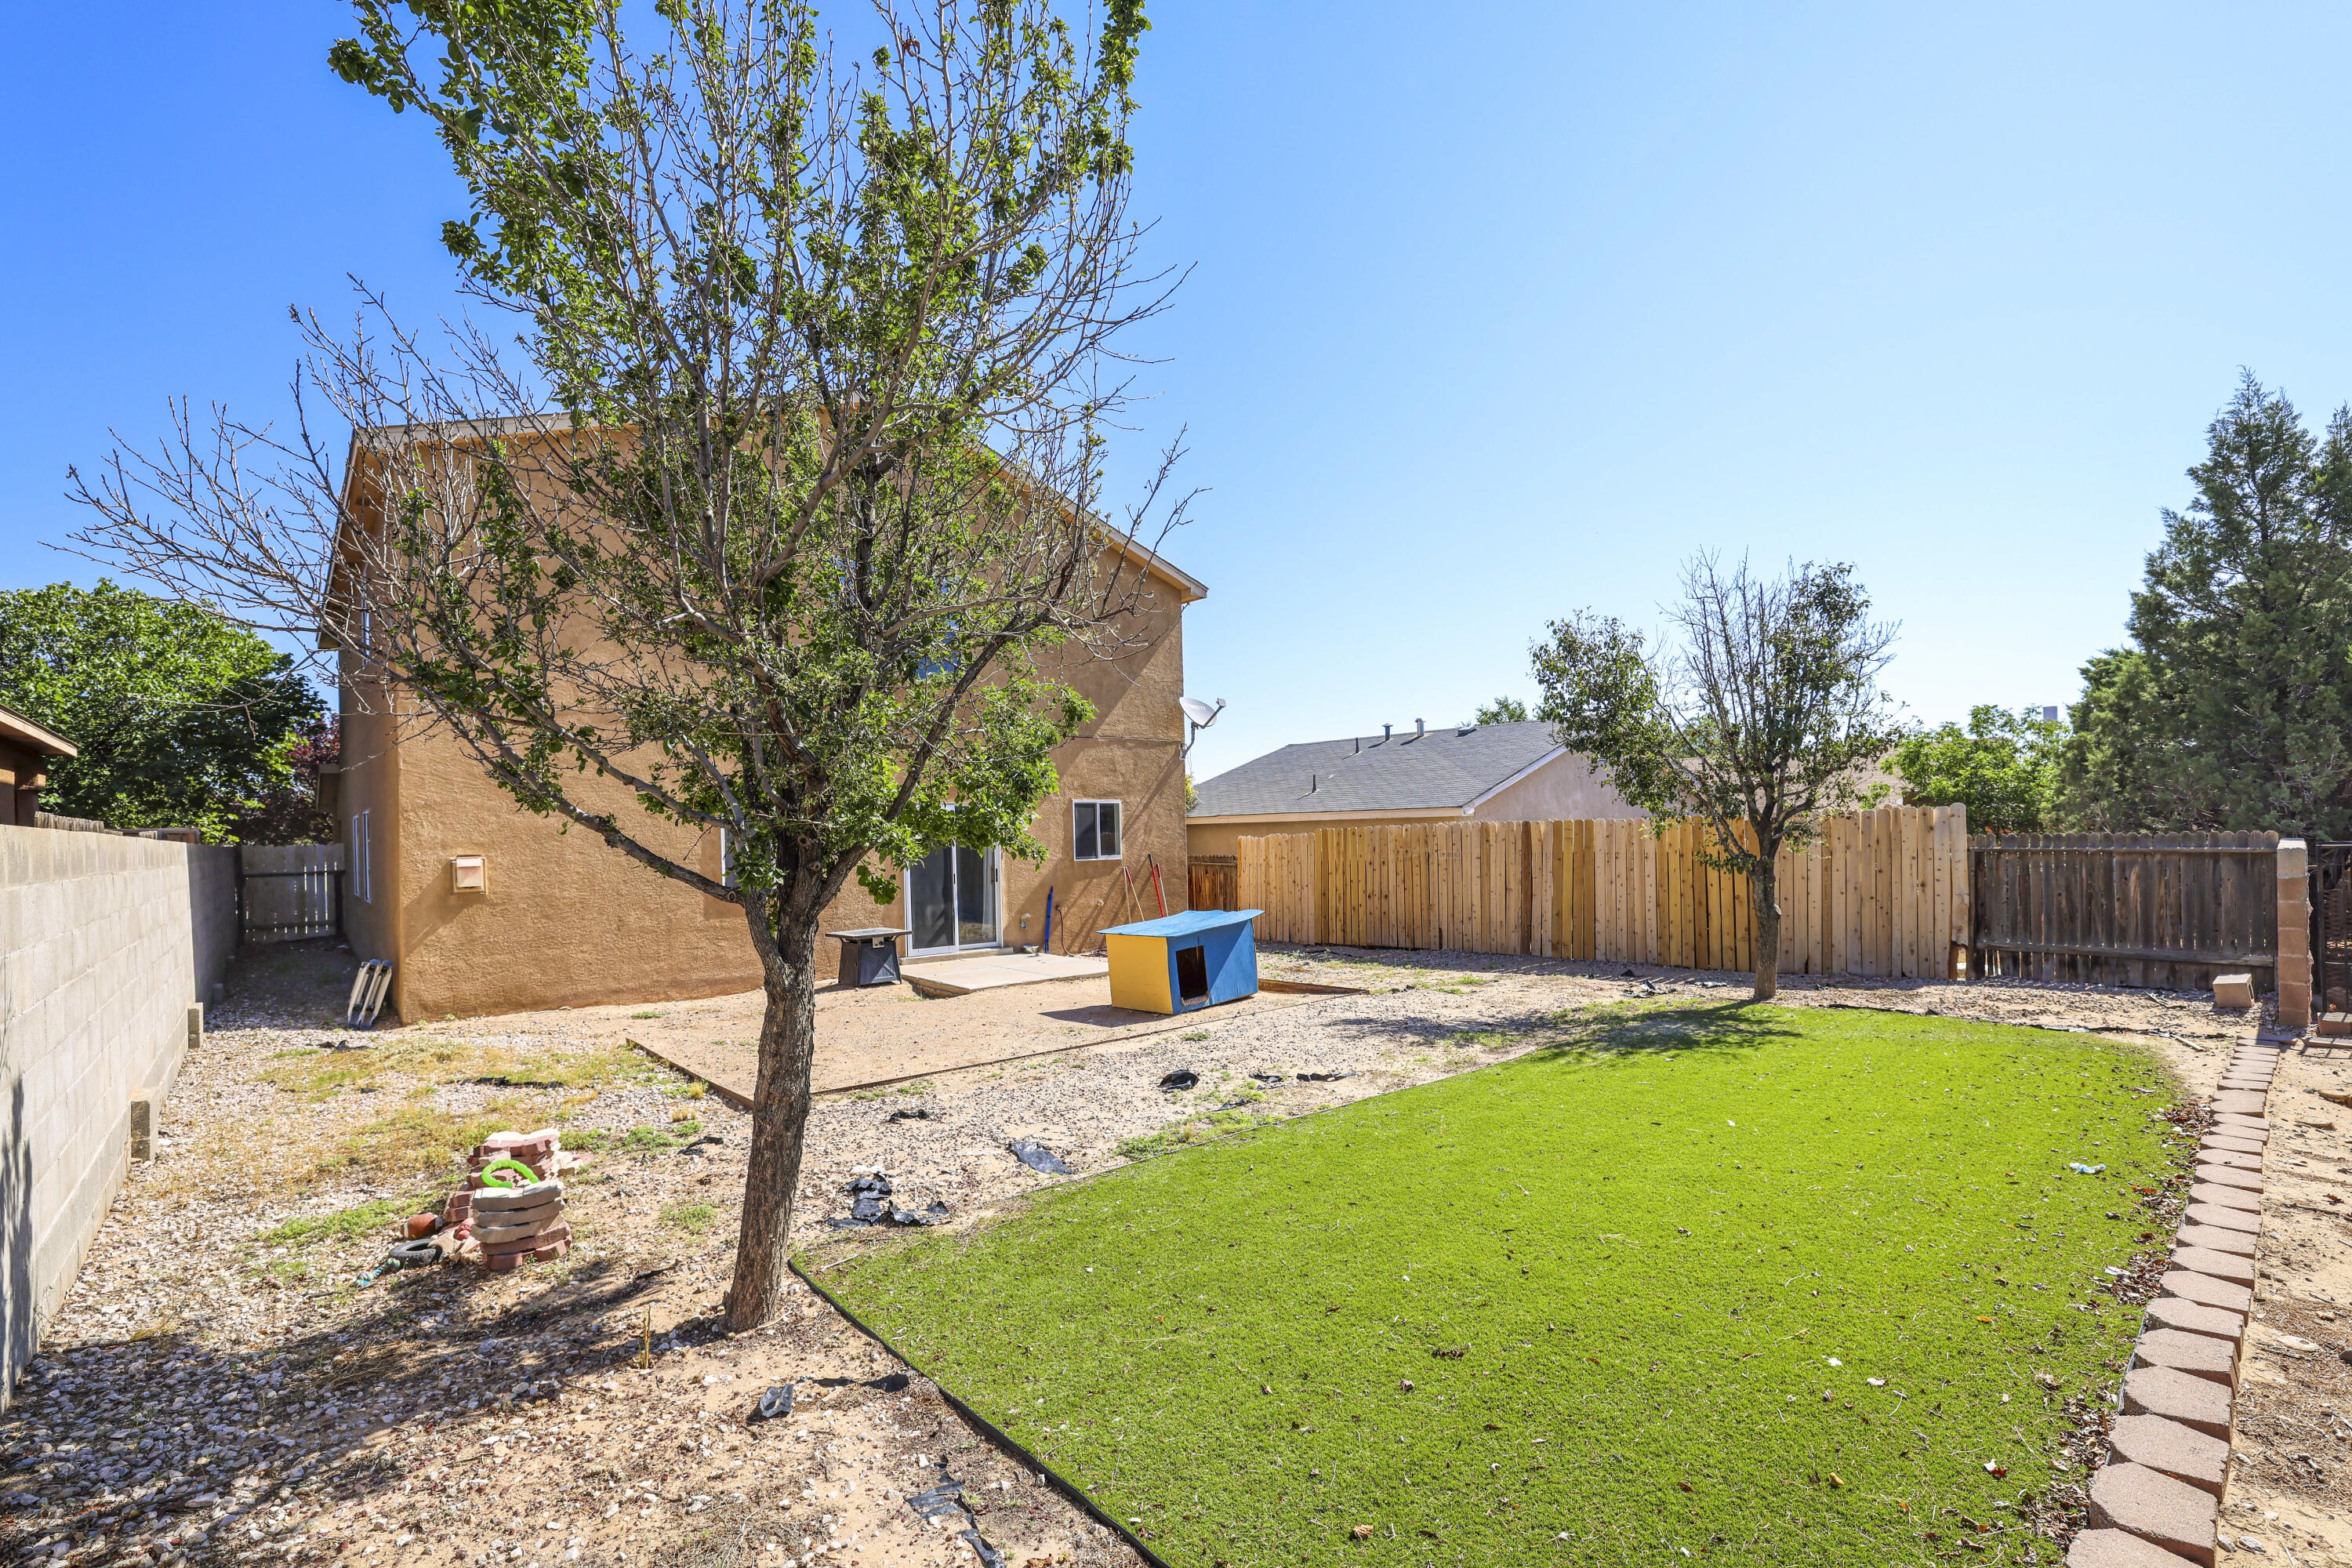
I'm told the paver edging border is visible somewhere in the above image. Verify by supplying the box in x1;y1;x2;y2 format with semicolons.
2068;1027;2294;1566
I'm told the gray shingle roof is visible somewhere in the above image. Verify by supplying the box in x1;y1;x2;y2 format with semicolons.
1190;720;1566;817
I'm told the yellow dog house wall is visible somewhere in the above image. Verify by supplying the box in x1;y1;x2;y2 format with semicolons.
1103;909;1264;1014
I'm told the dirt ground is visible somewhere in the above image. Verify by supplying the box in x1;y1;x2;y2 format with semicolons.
2;939;2346;1568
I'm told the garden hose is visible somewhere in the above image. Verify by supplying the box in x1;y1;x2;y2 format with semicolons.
477;1157;539;1189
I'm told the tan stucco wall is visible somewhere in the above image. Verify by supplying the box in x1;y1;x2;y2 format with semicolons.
1470;752;1643;822
347;563;1193;1022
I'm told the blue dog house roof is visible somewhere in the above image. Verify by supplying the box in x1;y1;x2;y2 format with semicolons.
1102;909;1264;938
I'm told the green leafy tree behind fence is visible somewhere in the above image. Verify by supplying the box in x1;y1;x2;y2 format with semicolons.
0;580;322;842
1891;705;2065;836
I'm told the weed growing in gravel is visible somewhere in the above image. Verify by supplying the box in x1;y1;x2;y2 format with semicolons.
319;1098;545;1181
573;1122;704;1155
1115;1105;1282;1160
260;1035;654;1099
254;1195;423;1249
1181;1030;1210;1041
630;1011;666;1018
661;1200;720;1234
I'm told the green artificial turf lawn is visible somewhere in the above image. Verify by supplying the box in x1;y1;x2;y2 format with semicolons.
817;1004;2192;1566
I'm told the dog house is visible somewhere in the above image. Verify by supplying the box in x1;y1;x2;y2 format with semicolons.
1102;908;1264;1014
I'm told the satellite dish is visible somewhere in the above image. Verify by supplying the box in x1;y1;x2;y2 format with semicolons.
1180;695;1225;728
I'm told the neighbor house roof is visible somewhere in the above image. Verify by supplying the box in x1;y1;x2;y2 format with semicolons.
1190;720;1567;820
0;704;77;760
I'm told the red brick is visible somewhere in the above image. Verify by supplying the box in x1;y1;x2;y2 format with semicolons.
2190;1164;2261;1192
2160;1270;2254;1313
2107;1414;2233;1497
2143;1295;2246;1345
2067;1528;2208;1568
2169;1247;2256;1286
2130;1328;2238;1386
2085;1461;2217;1566
2172;1223;2256;1257
2186;1182;2260;1212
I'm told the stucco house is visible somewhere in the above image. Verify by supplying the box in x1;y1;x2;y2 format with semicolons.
332;445;1207;1025
1186;718;1643;860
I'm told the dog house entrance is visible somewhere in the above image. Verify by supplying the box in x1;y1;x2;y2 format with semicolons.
1175;944;1210;1007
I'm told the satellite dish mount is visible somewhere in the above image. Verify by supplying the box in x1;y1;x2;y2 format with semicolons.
1180;696;1225;757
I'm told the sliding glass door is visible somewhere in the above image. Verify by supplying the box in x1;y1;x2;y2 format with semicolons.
906;844;1000;953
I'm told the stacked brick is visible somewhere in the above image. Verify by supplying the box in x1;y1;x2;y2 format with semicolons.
2068;1036;2285;1568
448;1128;572;1273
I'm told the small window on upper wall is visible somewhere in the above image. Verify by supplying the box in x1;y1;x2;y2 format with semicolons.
1073;800;1122;861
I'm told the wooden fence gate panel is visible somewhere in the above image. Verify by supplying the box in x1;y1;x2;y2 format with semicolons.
239;843;344;944
1233;804;1966;978
1188;855;1237;913
1967;832;2277;989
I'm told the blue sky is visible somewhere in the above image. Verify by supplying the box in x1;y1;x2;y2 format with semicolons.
6;3;2350;786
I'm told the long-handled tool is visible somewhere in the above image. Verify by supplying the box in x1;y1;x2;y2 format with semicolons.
1041;887;1054;954
1147;854;1169;916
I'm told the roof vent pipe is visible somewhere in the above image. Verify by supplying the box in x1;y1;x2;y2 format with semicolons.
1354;736;1360;753
1383;724;1392;742
1310;772;1319;793
1415;718;1425;738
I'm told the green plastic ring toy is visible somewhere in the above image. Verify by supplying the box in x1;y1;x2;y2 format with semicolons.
478;1157;538;1188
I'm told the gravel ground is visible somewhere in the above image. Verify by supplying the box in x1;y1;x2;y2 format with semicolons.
0;936;2320;1568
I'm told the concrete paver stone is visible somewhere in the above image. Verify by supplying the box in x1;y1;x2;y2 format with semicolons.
2197;1135;2265;1155
2067;1528;2212;1568
2085;1461;2218;1566
2167;1246;2256;1286
2120;1365;2234;1438
2129;1328;2238;1386
2190;1164;2261;1192
2106;1414;2233;1497
2159;1270;2255;1313
2143;1296;2247;1345
2181;1203;2259;1233
2184;1183;2261;1213
2171;1223;2256;1258
2207;1091;2269;1115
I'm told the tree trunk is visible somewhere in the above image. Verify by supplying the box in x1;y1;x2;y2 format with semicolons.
725;903;822;1330
1751;853;1781;1002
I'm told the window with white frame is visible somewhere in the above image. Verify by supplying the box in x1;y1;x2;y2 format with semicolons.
1073;800;1122;861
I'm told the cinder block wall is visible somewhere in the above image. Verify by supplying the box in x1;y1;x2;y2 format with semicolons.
0;827;238;1406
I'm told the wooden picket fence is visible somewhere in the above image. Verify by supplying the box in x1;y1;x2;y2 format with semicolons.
1236;804;1969;979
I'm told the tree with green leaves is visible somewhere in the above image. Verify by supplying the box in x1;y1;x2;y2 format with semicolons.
1530;556;1903;1000
1470;695;1529;725
2060;372;2352;836
0;581;324;842
70;0;1181;1329
1889;705;2064;836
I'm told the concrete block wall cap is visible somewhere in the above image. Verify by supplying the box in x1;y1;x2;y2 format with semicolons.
2172;1224;2257;1258
2160;1270;2256;1313
2217;1074;2273;1089
2190;1165;2262;1192
2143;1296;2248;1345
2208;1092;2270;1114
2181;1203;2260;1234
2129;1328;2239;1387
2085;1461;2218;1566
2121;1365;2236;1437
2209;1115;2269;1134
2067;1526;2214;1568
2195;1149;2263;1171
2107;1414;2233;1496
2169;1247;2257;1286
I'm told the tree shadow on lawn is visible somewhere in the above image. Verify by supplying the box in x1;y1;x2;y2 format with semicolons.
1327;996;1808;1062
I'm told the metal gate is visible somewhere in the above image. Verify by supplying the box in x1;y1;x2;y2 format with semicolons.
2309;843;2352;1014
239;843;344;943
